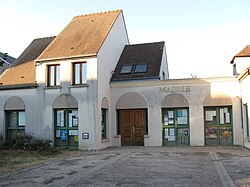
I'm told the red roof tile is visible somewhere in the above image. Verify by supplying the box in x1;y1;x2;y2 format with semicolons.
0;37;55;86
37;10;122;62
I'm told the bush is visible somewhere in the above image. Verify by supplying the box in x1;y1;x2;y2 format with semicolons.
1;132;52;151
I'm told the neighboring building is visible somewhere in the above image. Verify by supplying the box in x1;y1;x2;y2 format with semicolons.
0;52;16;74
231;45;250;76
0;10;245;149
231;45;250;149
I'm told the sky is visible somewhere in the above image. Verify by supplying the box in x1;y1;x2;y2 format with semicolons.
0;0;250;79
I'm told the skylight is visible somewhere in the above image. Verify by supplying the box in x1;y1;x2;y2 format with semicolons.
120;65;133;74
135;64;147;73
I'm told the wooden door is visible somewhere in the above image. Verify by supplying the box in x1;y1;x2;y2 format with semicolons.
120;110;145;146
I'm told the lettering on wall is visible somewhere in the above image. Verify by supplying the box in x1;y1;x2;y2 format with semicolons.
159;86;191;93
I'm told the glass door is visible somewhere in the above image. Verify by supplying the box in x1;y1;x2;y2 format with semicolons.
55;109;78;148
204;106;233;145
162;108;189;146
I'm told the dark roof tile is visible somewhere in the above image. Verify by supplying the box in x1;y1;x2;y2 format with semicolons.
0;52;16;65
111;41;165;81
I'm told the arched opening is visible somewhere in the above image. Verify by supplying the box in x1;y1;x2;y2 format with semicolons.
53;94;78;109
53;94;78;148
116;92;148;146
203;92;232;106
161;93;189;108
161;94;190;146
116;92;147;109
4;97;26;142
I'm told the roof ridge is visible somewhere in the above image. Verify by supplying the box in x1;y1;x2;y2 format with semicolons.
128;41;165;46
33;36;56;41
73;9;122;19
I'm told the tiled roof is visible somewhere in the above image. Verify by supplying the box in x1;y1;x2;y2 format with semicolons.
231;45;250;63
111;41;165;81
235;45;250;57
0;37;55;86
37;10;122;62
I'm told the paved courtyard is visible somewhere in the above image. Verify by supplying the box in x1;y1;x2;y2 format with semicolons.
0;146;250;187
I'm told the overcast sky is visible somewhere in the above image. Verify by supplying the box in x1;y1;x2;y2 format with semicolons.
1;0;250;78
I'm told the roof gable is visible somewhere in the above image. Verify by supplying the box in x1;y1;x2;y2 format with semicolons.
235;45;250;57
37;10;122;62
111;41;165;81
0;37;55;86
231;45;250;63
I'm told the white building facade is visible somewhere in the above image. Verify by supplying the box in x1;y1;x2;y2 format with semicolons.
0;10;247;150
111;77;242;147
231;45;250;149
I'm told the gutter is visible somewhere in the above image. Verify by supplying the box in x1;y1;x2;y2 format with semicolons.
110;76;160;83
231;55;250;64
35;54;97;63
0;83;37;90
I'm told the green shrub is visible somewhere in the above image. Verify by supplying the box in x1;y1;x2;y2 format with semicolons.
1;132;52;151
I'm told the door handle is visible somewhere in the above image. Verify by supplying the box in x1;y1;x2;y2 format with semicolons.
133;126;135;132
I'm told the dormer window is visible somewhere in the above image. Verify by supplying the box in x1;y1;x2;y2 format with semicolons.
120;65;132;74
135;64;147;73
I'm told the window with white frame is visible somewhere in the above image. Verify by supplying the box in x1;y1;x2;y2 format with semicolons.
73;62;87;85
48;64;60;86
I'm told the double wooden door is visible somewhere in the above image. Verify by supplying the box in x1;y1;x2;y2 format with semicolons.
120;110;145;146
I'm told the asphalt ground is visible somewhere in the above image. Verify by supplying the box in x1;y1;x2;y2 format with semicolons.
0;146;250;187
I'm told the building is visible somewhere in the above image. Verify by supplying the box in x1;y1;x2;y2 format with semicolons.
0;10;245;150
231;45;250;149
0;10;129;150
0;52;16;74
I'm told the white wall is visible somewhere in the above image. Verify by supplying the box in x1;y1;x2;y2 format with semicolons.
159;45;169;80
36;57;99;149
0;89;41;140
111;77;242;146
233;57;250;75
240;75;250;149
97;11;129;149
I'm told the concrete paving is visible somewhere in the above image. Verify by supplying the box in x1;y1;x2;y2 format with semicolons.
0;146;250;187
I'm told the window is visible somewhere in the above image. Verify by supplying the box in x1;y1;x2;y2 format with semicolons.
135;64;147;73
48;64;60;86
120;65;133;74
73;62;87;85
6;111;25;141
101;109;107;139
